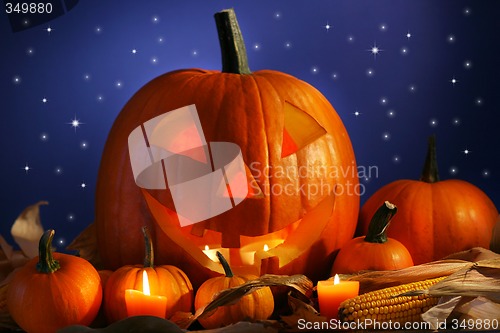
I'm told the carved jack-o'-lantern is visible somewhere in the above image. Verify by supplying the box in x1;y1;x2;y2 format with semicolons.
95;9;359;288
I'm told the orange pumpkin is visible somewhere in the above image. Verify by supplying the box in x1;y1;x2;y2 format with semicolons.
332;201;413;274
95;9;358;288
357;136;498;264
7;230;102;333
103;227;193;322
194;251;274;329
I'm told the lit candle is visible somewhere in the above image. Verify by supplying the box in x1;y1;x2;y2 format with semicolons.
124;270;167;318
317;274;359;320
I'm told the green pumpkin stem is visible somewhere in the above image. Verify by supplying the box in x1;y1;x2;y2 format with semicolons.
36;230;61;274
214;9;251;74
216;251;234;277
142;226;154;268
364;201;398;244
420;135;440;183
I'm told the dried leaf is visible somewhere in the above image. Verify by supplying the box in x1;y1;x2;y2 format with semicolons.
67;222;102;268
182;274;312;329
11;201;47;258
280;294;324;329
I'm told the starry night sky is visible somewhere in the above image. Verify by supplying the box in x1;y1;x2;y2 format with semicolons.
1;0;499;250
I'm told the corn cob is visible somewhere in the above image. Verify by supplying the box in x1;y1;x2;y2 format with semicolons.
339;276;446;324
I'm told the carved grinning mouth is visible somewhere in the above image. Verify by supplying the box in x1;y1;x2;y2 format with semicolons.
142;188;335;276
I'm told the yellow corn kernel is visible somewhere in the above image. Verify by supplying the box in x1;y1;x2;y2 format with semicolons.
338;276;446;324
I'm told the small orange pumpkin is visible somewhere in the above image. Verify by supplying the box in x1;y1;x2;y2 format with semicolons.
332;201;413;274
357;136;498;264
7;230;102;333
194;251;274;329
103;227;193;322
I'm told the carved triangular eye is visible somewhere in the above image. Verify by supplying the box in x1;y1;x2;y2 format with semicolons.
282;101;327;158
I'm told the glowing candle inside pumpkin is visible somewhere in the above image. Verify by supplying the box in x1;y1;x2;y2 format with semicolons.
317;274;359;320
124;270;167;318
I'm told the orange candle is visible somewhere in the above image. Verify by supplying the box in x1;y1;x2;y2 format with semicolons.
317;274;359;320
124;270;167;318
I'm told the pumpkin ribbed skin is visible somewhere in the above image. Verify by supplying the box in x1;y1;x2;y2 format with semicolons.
194;272;273;329
95;10;358;288
7;253;102;333
358;179;498;264
104;265;193;322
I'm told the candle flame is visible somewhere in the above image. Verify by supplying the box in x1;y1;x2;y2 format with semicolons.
263;244;269;251
204;245;209;251
334;274;340;285
143;270;151;296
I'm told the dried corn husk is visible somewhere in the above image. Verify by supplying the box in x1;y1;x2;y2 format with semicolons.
344;247;500;294
403;258;500;301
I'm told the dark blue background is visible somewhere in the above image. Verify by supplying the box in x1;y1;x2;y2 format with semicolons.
1;0;498;249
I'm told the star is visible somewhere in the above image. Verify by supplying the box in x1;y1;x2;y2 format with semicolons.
324;22;332;32
353;110;361;117
476;98;483;106
331;72;338;80
23;163;31;173
55;167;63;175
151;57;158;64
393;155;401;163
482;169;490;178
131;48;138;54
387;110;396;118
311;66;319;74
452;118;461;126
69;116;83;131
447;35;455;43
81;141;88;149
347;35;354;43
81;182;87;189
192;50;198;56
449;166;458;175
13;75;21;85
45;26;53;34
97;95;104;102
382;132;391;141
83;74;91;81
158;36;164;44
40;133;49;141
406;31;412;39
368;42;382;58
429;118;438;127
152;16;160;23
253;43;260;50
450;77;458;86
380;97;388;105
95;26;102;34
116;80;123;88
462;149;471;155
274;12;281;19
26;47;34;56
366;68;375;77
284;41;292;49
67;213;75;221
379;23;387;31
42;97;48;103
400;47;409;55
463;7;471;16
408;85;417;93
464;60;472;69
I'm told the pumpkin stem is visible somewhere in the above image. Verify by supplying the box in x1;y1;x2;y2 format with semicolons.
364;201;398;244
216;251;234;277
142;226;155;268
36;229;61;274
214;9;251;74
420;135;440;183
